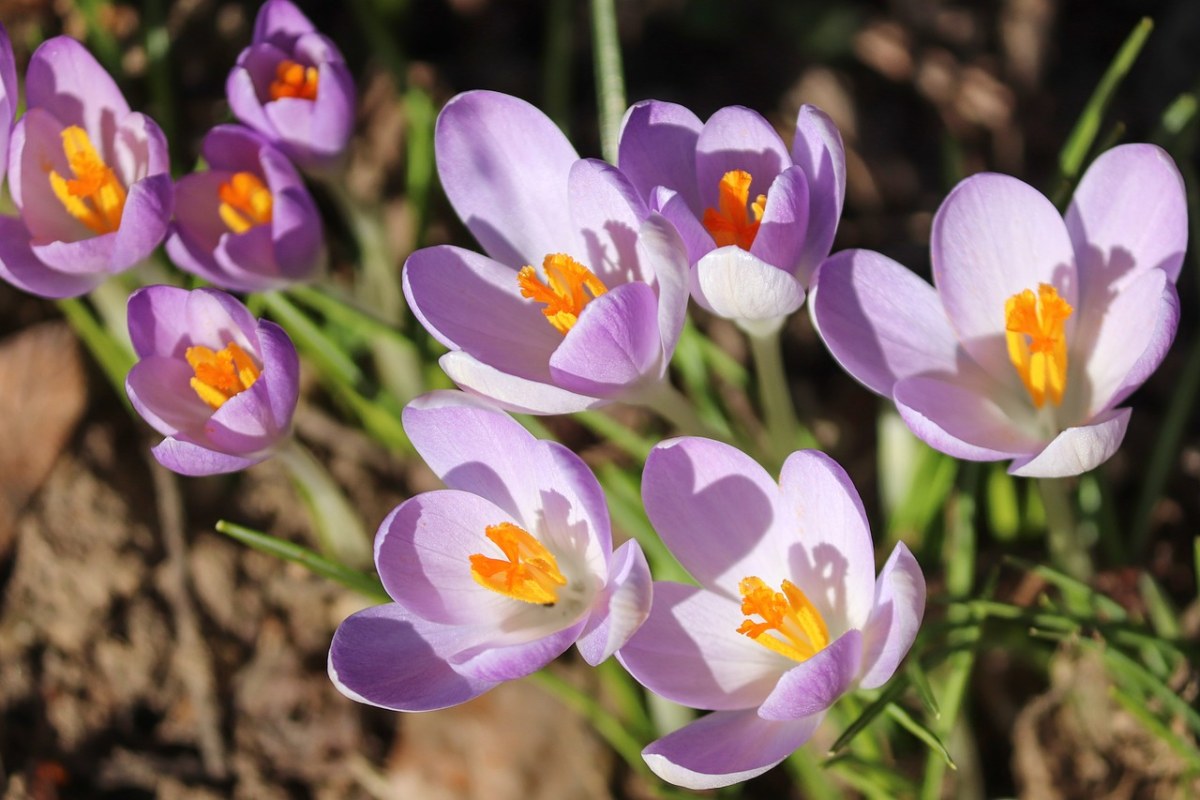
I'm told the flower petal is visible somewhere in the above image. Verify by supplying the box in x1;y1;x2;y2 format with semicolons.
692;246;805;330
617;582;788;710
931;173;1076;381
435;90;581;267
637;213;690;366
618;99;703;213
576;539;652;665
151;436;263;476
894;374;1041;461
25;36;131;143
758;629;862;720
568;158;649;287
858;542;925;690
328;603;497;712
789;104;846;283
110;173;173;270
749;165;810;277
13;110;93;244
811;248;960;396
696;106;791;211
652;186;711;264
1007;406;1131;478
125;355;211;438
0;215;102;299
642;708;822;791
252;0;316;50
452;619;586;683
438;350;604;415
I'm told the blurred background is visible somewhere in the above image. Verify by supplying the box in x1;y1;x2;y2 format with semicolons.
0;1;1198;797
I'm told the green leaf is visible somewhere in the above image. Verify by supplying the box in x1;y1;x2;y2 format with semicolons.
886;703;955;769
828;676;908;755
1110;685;1200;771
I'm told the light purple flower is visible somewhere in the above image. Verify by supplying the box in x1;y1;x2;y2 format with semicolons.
811;144;1187;477
617;100;845;334
618;438;925;789
125;285;300;476
226;0;355;172
166;125;324;292
0;22;17;187
403;90;689;415
0;36;173;299
328;390;652;711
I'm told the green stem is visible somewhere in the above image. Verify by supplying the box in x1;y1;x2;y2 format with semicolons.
787;747;840;800
589;0;626;163
747;327;812;465
1039;478;1093;583
57;295;135;405
631;380;729;440
275;438;373;569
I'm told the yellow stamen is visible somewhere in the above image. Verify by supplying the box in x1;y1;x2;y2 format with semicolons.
737;576;830;663
218;172;273;234
47;126;127;235
1004;283;1073;408
185;341;262;410
269;59;319;101
517;253;609;335
469;522;568;605
702;169;767;250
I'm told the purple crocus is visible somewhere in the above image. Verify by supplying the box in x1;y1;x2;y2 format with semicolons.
167;125;324;292
617;101;845;334
0;23;17;187
618;438;925;789
403;91;689;415
812;144;1187;477
125;286;300;476
328;390;652;711
226;0;355;172
0;36;172;299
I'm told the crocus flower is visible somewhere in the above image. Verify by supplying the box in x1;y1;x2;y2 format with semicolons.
0;23;17;187
167;125;324;292
617;100;845;334
403;90;689;415
328;390;652;711
125;285;300;476
618;438;925;789
0;37;172;299
226;0;355;172
811;144;1186;477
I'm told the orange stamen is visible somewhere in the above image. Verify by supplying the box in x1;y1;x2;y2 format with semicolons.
517;253;609;335
469;522;568;605
185;341;262;410
48;126;127;235
702;169;767;250
737;576;830;663
269;59;319;101
218;172;273;234
1004;283;1073;408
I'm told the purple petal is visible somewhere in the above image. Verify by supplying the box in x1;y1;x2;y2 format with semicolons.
213;225;279;290
452;619;585;682
1007;406;1131;478
618;100;703;214
25;36;130;142
13;110;94;243
894;374;1042;461
435;90;580;267
568;158;649;287
183;287;260;355
110;173;173;269
0;215;102;299
438;351;604;415
201;124;269;172
790;104;846;282
252;0;316;50
1066;144;1188;302
111;111;170;188
202;376;286;455
328;603;496;712
758;629;862;720
126;355;212;438
653;186;712;263
265;48;354;169
692;246;805;329
749;165;811;276
151;436;263;476
226;60;273;137
617;582;789;710
858;543;925;690
811;248;960;397
696;106;790;211
642;708;822;791
637;213;690;365
254;320;300;433
642;437;787;599
548;281;662;398
576;540;652;665
31;232;115;276
127;284;194;357
931;173;1076;381
404;245;559;381
777;450;876;631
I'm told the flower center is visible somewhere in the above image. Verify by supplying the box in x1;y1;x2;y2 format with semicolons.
48;126;127;235
218;172;273;234
469;522;568;605
186;341;261;410
1004;283;1073;408
702;169;767;250
517;253;609;335
269;59;319;101
737;576;830;663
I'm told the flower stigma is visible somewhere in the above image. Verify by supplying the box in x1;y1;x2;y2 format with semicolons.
703;169;767;250
218;172;273;234
737;576;830;662
1004;283;1073;408
186;342;262;410
269;59;319;101
517;253;609;335
48;126;127;235
469;522;568;605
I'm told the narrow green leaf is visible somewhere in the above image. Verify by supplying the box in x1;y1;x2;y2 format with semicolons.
907;660;941;719
986;463;1020;541
1110;685;1200;771
260;291;364;388
887;703;955;769
1004;556;1127;620
575;411;653;463
828;676;908;755
1138;573;1181;639
1095;642;1200;737
57;296;136;407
